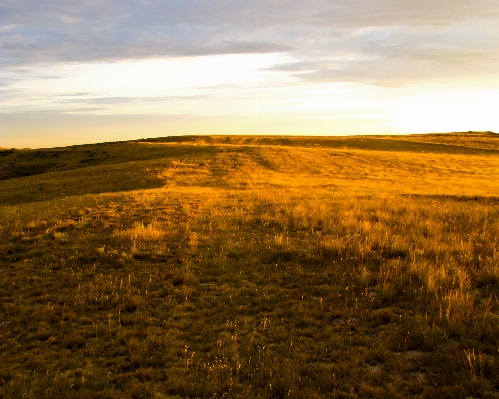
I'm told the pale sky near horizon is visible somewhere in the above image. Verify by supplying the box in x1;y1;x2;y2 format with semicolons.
1;1;499;148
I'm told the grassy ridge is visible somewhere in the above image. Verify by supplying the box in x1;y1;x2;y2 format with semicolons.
1;133;499;398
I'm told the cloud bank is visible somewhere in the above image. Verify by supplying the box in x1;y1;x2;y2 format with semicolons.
2;0;499;86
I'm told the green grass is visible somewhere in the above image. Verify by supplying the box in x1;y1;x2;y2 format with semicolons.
1;133;499;398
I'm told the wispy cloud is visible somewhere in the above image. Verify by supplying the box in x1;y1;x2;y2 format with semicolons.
55;95;210;105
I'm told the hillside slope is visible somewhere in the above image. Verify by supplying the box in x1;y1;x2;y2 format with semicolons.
1;133;499;399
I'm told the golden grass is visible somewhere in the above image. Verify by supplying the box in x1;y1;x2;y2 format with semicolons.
1;133;499;398
148;141;499;196
115;221;168;242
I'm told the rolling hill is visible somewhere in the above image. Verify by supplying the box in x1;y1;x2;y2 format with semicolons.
1;132;498;398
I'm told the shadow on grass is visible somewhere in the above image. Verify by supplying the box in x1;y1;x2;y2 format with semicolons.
0;162;165;206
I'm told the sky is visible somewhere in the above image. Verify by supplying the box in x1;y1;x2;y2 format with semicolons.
1;1;499;148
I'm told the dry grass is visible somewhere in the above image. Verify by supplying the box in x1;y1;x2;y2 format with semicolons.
1;133;499;398
115;221;169;242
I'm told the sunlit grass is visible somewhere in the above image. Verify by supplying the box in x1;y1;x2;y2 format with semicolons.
115;221;168;242
1;133;499;398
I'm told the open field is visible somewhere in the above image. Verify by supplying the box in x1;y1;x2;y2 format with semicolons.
1;132;499;398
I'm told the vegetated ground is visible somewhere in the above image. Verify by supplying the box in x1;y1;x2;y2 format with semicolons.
1;132;499;399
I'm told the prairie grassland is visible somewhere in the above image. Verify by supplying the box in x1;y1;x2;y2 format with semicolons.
0;133;499;398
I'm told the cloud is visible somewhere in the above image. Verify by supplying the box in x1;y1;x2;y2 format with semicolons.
55;95;210;105
63;107;104;113
1;0;499;87
55;92;96;97
266;22;499;86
